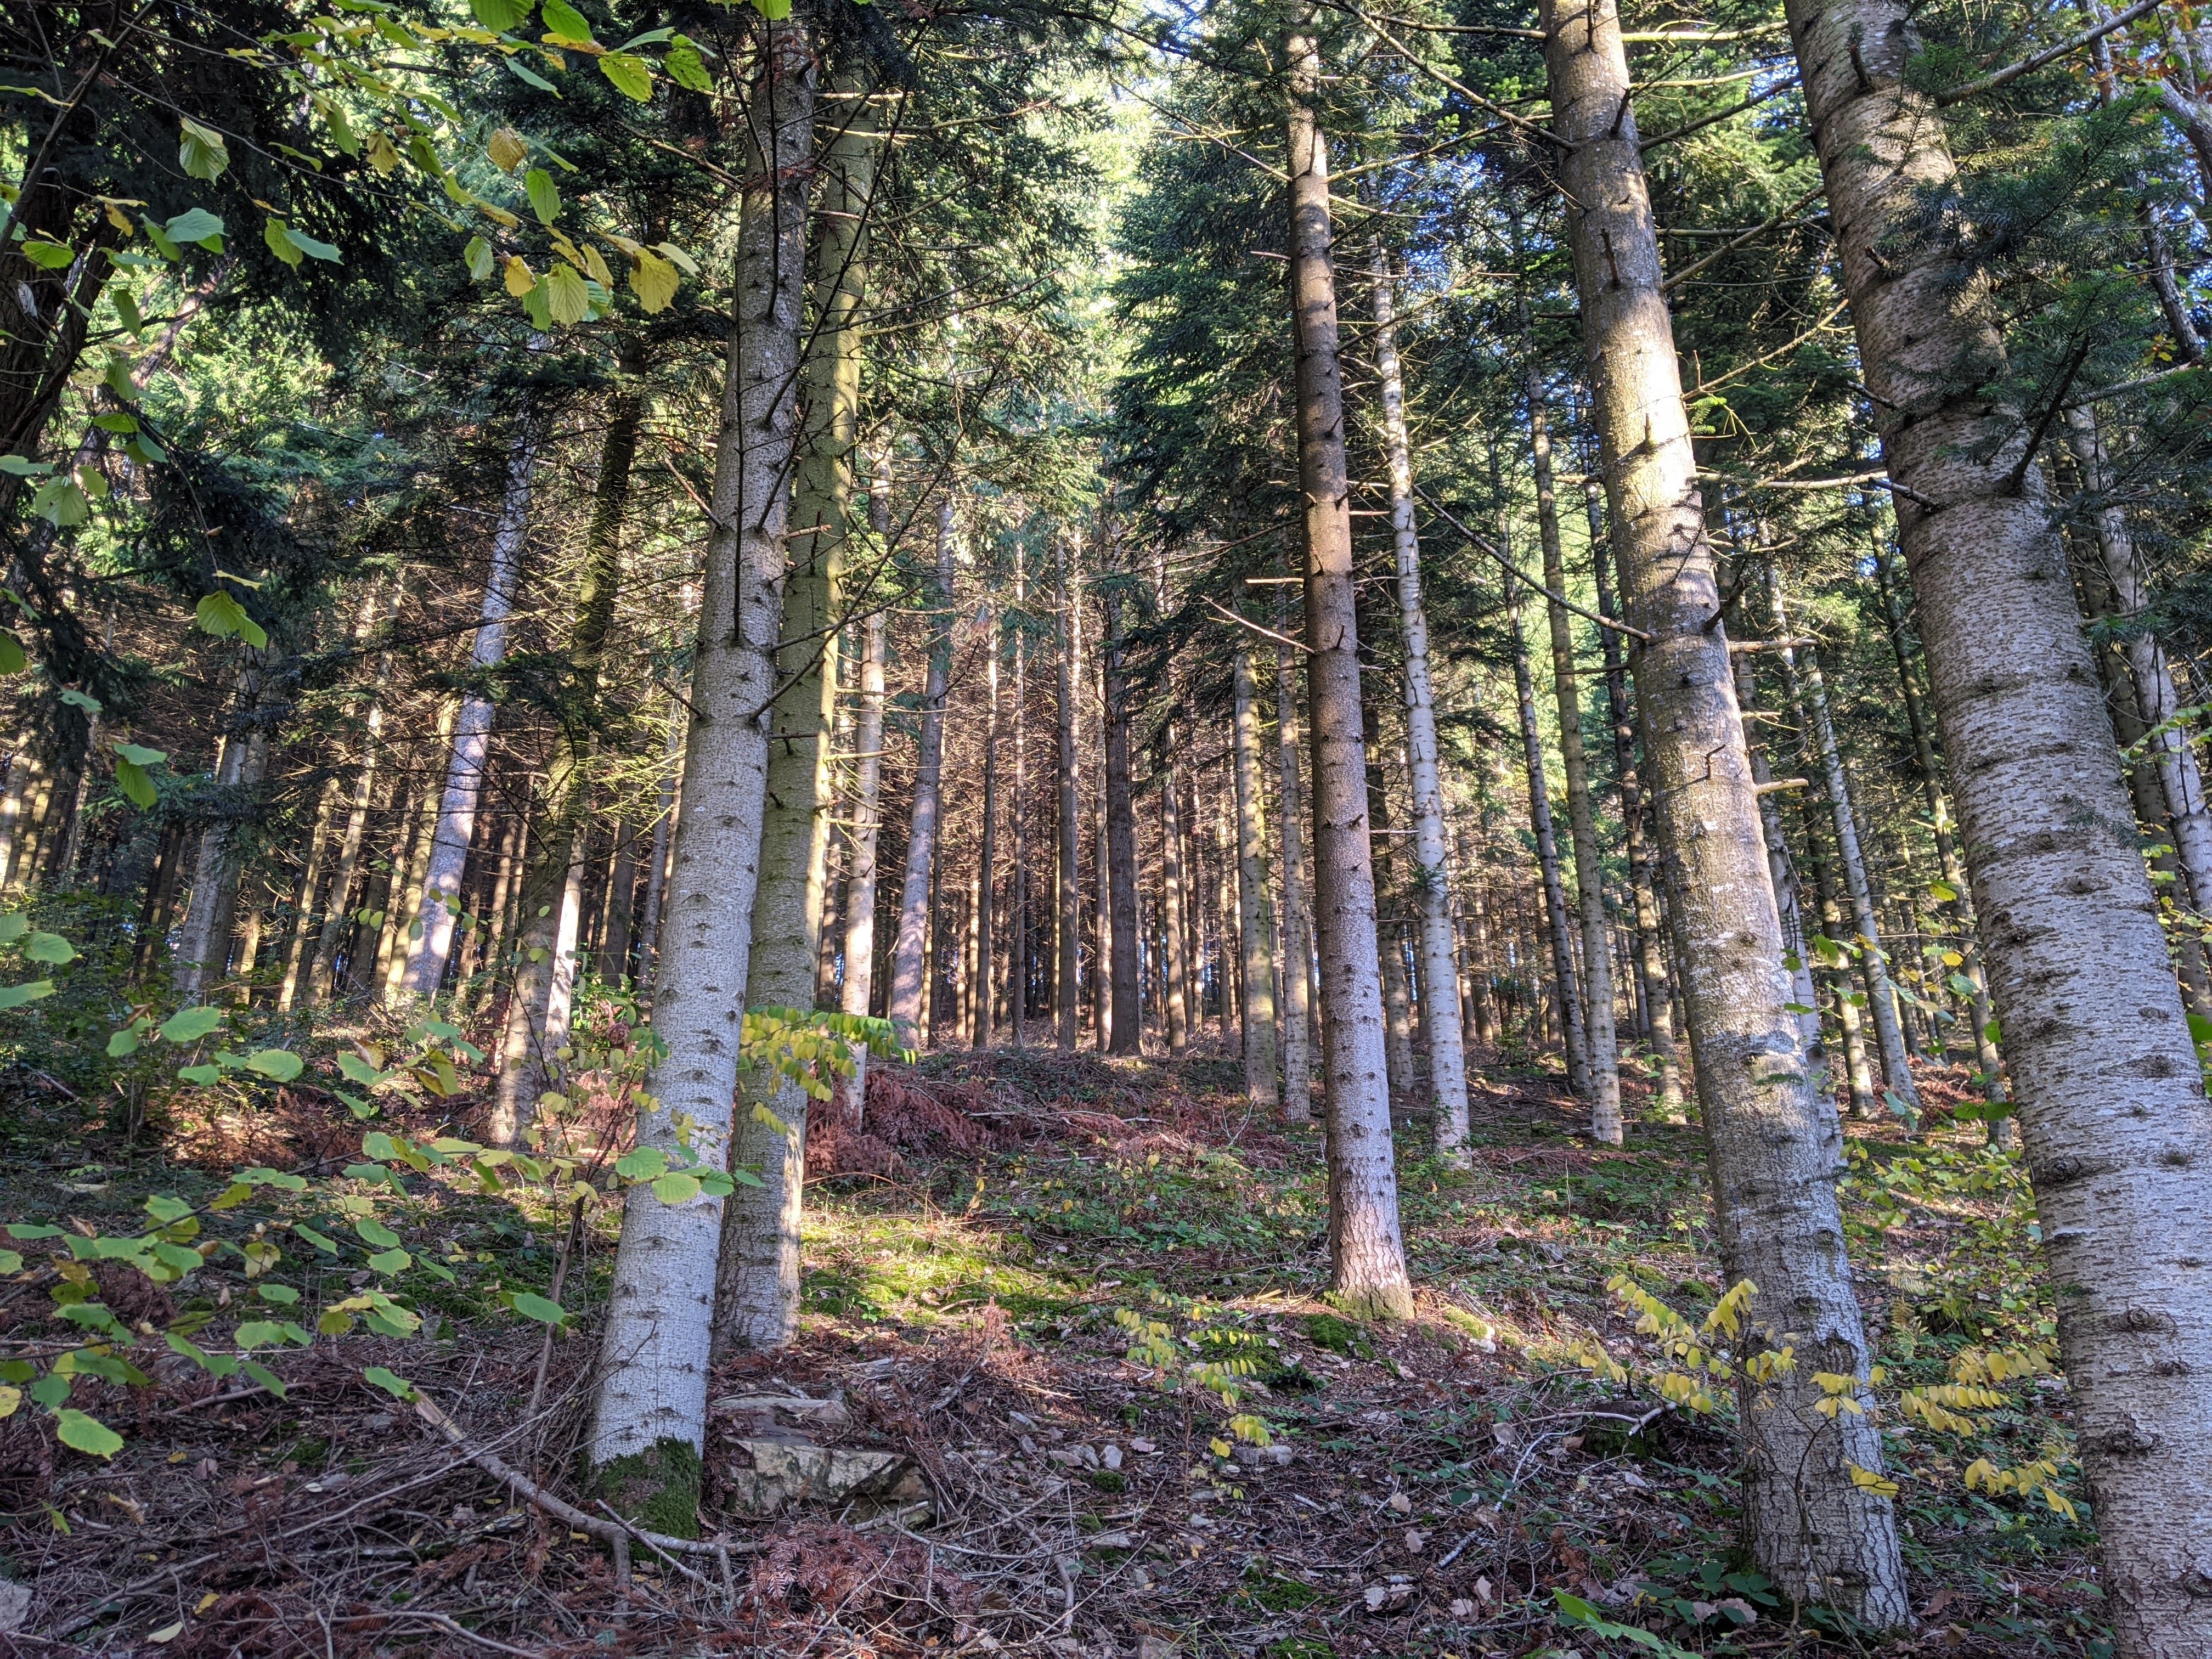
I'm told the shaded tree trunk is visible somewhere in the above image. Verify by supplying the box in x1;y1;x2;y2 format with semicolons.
1103;582;1142;1054
1507;575;1588;1092
1056;538;1082;1053
884;498;957;1049
1231;613;1280;1103
1274;611;1316;1118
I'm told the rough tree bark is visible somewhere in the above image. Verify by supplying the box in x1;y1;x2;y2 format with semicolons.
586;11;815;1527
1056;538;1082;1053
1506;573;1588;1092
836;592;887;1118
1786;0;2212;1639
1231;608;1280;1103
1274;618;1316;1117
1285;9;1412;1317
1543;0;1908;1618
1103;580;1143;1054
1159;738;1193;1056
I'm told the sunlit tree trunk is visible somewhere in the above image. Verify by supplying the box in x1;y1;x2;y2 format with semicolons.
588;12;815;1521
401;410;541;998
1285;9;1410;1317
885;497;957;1049
1798;788;1878;1116
1543;0;1907;1617
836;595;887;1117
1735;654;1826;1080
974;603;1001;1050
1159;739;1192;1055
713;80;873;1358
309;626;393;1005
275;775;340;1013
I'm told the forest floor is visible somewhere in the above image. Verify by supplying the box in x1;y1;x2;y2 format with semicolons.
0;1033;2106;1658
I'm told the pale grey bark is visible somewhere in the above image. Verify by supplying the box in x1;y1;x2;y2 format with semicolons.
1371;258;1468;1155
974;603;1001;1049
1103;580;1142;1054
275;775;340;1013
836;606;887;1113
1159;738;1192;1055
884;499;956;1049
1543;0;1906;1619
402;409;540;998
1788;0;2212;1640
589;12;815;1491
633;693;682;993
1735;654;1826;1074
1286;10;1411;1318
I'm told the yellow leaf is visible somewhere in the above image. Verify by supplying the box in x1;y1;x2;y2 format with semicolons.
0;1384;18;1418
1847;1463;1899;1497
487;127;529;173
503;255;535;296
630;249;679;313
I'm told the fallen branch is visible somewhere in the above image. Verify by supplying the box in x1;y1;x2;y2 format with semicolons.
412;1392;749;1564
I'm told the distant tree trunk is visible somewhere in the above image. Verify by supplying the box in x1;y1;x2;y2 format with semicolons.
588;10;815;1517
1525;345;1620;1141
380;723;449;998
1735;654;1826;1078
1231;616;1280;1103
1103;583;1143;1054
1011;555;1030;1048
1274;620;1316;1119
1056;539;1082;1053
634;692;683;997
1360;691;1418;1102
1588;479;1681;1111
1506;575;1588;1091
1371;256;1468;1154
836;602;887;1119
1544;0;1907;1617
973;604;1001;1051
1093;628;1115;1049
487;357;647;1144
1285;9;1411;1318
402;409;541;998
1868;540;2006;1140
884;498;957;1049
599;825;637;983
1458;838;1500;1047
275;775;341;1012
1159;740;1193;1055
173;662;270;1002
311;695;387;1003
1798;788;1878;1116
713;78;873;1359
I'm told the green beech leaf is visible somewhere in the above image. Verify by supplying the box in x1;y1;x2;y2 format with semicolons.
23;933;71;964
161;1007;225;1042
243;1048;303;1082
163;207;224;248
464;234;494;281
504;54;559;93
30;477;87;526
20;240;74;269
523;167;560;225
179;117;229;181
0;631;24;673
543;261;589;325
663;36;713;92
115;741;165;766
0;981;53;1008
651;1171;702;1204
114;757;155;808
363;1365;416;1400
354;1217;402;1249
366;1247;411;1273
613;1147;667;1181
599;52;652;101
510;1291;567;1324
0;1251;20;1275
541;0;594;43
54;1408;122;1458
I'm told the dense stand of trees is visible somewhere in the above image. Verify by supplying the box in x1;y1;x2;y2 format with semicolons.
4;0;2212;1650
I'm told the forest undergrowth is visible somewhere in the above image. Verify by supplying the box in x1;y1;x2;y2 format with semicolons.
0;1024;2100;1659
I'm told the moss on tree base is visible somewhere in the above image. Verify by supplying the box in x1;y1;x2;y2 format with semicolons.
589;1438;703;1540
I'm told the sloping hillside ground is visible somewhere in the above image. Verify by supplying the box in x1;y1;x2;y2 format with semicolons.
0;1043;2102;1658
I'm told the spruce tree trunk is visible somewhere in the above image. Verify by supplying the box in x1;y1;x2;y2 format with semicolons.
401;409;542;998
310;680;388;1004
1371;257;1468;1155
1799;788;1879;1116
588;12;815;1519
836;606;887;1117
1285;10;1412;1317
1274;633;1316;1118
974;606;1001;1051
1103;583;1143;1054
1736;655;1826;1073
173;662;269;1002
634;701;680;993
1589;481;1681;1110
712;81;873;1358
1361;693;1419;1102
1056;539;1082;1053
1526;353;1620;1141
885;498;958;1048
1869;540;2006;1136
1231;624;1280;1103
1788;0;2212;1637
1542;0;1908;1618
1160;742;1193;1054
276;775;340;1013
1508;579;1589;1092
1768;576;1918;1112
